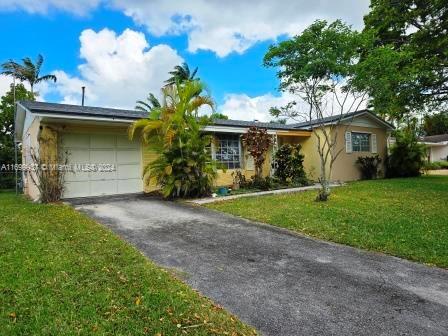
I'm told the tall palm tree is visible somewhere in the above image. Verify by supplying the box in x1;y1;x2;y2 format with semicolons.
129;80;213;146
129;79;216;198
164;62;199;86
1;54;57;94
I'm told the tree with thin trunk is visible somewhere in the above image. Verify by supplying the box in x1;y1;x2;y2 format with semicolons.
1;54;57;94
264;20;367;201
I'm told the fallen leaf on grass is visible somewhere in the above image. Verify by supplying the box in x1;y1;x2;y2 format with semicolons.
8;312;17;322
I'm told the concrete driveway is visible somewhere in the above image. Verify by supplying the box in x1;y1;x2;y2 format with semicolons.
71;195;448;336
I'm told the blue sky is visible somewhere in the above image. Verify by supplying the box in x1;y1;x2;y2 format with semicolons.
0;1;369;120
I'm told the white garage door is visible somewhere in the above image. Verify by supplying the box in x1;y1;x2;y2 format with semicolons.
61;133;142;198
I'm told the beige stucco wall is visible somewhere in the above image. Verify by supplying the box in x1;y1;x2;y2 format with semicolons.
22;117;41;200
331;124;388;181
22;115;391;198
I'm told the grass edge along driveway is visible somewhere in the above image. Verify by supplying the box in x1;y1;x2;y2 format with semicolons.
207;176;448;269
0;192;256;336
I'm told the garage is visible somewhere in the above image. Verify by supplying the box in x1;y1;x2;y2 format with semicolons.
61;133;142;198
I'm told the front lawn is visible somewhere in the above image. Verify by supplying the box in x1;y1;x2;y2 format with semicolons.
207;176;448;268
0;193;256;335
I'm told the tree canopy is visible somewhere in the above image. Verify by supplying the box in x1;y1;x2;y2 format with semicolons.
422;111;448;135
0;84;34;187
356;0;448;119
209;112;229;120
1;54;57;94
264;20;367;201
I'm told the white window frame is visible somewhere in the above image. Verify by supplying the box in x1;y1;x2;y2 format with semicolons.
212;133;242;169
351;131;371;152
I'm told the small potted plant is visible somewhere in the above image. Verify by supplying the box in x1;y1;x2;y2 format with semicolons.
231;169;246;190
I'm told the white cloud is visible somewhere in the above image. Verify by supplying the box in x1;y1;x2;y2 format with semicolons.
0;75;48;101
0;0;100;15
219;92;294;122
218;88;368;122
51;28;183;108
2;1;370;57
0;75;14;98
111;0;370;56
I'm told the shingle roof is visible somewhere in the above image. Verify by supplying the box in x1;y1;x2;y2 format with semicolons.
19;101;393;132
19;101;299;130
211;119;298;130
422;134;448;143
291;109;394;130
19;101;147;120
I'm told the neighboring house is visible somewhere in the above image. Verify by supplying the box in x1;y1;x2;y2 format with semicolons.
420;134;448;162
15;101;394;200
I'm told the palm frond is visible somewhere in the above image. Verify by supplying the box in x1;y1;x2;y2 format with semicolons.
148;93;161;108
190;66;198;80
1;60;25;79
135;100;152;112
188;96;215;115
35;54;44;76
128;119;151;140
36;74;57;83
22;57;36;76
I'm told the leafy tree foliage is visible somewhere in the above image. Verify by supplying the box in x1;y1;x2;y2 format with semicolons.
422;111;448;135
386;123;427;178
241;127;272;180
210;112;229;120
149;121;218;198
274;144;307;184
0;84;34;188
356;0;448;120
269;118;287;124
129;80;218;198
356;155;382;180
264;20;367;201
1;54;56;94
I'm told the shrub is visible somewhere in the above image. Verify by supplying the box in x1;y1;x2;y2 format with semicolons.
29;149;67;203
231;169;247;189
148;121;218;198
251;176;274;190
386;128;427;178
0;172;15;189
356;155;382;180
241;127;273;180
274;144;307;185
423;160;448;170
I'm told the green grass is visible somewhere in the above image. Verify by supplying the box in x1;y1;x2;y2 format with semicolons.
0;193;256;336
207;176;448;269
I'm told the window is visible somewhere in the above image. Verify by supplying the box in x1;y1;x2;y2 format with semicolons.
351;132;371;152
214;134;241;169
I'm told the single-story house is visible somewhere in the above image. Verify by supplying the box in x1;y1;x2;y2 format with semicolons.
15;101;394;200
420;134;448;162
